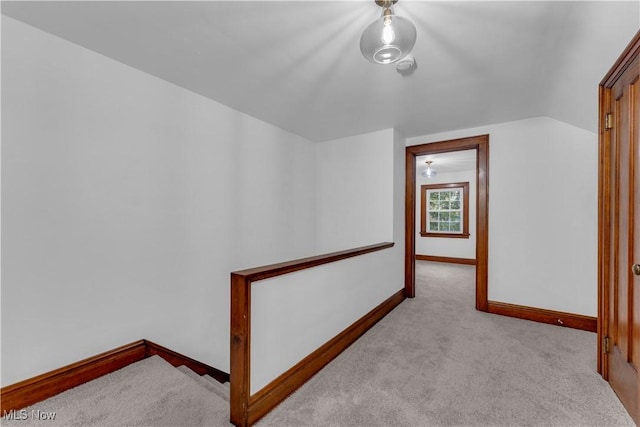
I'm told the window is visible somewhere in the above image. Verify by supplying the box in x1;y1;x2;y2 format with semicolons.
420;182;470;238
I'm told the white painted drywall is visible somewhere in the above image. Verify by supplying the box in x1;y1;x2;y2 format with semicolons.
1;17;408;390
250;128;405;393
315;129;395;253
407;117;598;316
250;247;401;393
1;17;317;386
415;169;477;260
392;129;406;249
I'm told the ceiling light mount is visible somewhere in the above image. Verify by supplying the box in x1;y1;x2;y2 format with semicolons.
360;0;416;65
396;55;416;73
374;0;398;7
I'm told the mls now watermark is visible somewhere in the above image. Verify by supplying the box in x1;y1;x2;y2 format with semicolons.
3;409;57;421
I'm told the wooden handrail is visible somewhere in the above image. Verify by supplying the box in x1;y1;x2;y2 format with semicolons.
231;242;394;281
229;242;394;427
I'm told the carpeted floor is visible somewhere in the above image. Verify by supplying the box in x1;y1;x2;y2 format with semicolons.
1;356;231;427
1;261;634;426
258;261;634;427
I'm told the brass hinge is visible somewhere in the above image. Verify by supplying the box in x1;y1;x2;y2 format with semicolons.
605;113;613;130
603;336;610;354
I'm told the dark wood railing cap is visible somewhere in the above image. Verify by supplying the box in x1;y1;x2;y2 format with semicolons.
231;242;394;282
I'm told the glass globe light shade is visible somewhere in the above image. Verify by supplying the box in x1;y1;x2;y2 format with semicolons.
360;11;416;64
421;165;436;178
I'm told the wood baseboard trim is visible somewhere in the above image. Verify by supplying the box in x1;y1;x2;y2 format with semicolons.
0;340;147;414
416;255;476;265
0;340;229;414
244;289;406;426
145;340;229;383
487;301;597;332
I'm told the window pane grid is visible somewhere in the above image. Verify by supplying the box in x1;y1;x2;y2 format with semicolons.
426;189;463;233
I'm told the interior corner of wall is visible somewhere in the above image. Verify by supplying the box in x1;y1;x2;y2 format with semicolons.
392;128;406;141
543;115;598;137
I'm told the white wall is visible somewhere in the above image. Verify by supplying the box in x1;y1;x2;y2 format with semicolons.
251;247;400;393
392;129;406;253
250;128;405;393
415;169;476;260
1;17;317;386
315;129;395;253
407;117;598;316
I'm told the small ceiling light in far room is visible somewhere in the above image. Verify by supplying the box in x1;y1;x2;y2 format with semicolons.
360;0;417;65
421;160;437;178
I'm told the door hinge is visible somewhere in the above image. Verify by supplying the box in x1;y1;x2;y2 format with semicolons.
603;336;610;354
605;113;613;130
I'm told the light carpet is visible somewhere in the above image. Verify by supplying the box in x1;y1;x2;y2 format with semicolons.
1;356;230;427
258;261;634;427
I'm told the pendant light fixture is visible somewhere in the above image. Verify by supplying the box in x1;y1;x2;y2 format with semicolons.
421;160;437;178
360;0;417;65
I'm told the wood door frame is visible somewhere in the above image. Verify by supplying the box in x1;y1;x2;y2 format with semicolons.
598;30;640;377
405;135;489;311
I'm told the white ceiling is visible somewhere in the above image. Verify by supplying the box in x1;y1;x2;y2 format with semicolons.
417;149;476;174
2;1;639;142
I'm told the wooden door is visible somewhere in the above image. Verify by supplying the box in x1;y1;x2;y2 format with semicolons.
600;31;640;425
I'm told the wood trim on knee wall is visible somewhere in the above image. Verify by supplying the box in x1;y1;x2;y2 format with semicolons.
0;339;229;414
487;301;597;332
415;255;476;265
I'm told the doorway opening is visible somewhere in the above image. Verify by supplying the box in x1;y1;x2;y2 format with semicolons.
405;135;489;311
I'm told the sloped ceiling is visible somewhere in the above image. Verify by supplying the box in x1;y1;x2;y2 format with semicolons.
2;1;639;142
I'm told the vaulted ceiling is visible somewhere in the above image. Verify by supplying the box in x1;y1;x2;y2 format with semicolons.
2;1;639;142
